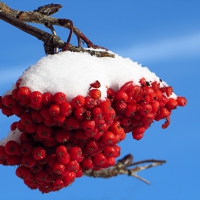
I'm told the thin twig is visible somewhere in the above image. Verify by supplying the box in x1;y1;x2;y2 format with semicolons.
84;154;166;185
0;2;115;57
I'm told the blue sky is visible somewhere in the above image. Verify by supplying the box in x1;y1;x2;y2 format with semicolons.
0;1;200;200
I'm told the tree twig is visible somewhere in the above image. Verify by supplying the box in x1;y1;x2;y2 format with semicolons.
84;154;166;185
0;2;115;57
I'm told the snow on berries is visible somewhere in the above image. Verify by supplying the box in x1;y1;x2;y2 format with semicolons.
0;51;187;193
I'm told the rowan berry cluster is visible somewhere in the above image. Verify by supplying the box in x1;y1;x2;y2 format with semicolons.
0;78;187;193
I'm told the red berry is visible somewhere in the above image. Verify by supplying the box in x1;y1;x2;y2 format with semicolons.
82;120;95;131
47;154;57;167
105;157;116;167
71;95;85;108
15;78;22;88
132;85;143;99
62;171;76;186
73;129;88;140
31;110;44;123
124;104;138;117
56;145;68;158
132;126;145;140
81;157;94;170
151;81;160;91
35;169;49;181
145;87;155;96
20;112;34;126
93;152;107;167
90;80;101;89
91;107;103;120
151;101;160;113
99;100;111;113
74;107;86;120
18;86;31;100
12;104;26;117
84;96;96;109
119;116;132;127
21;155;36;167
88;89;101;99
2;95;17;108
132;126;145;135
18;99;30;108
40;107;52;120
53;114;66;124
49;104;60;116
60;102;73;116
53;161;65;174
43;139;58;148
7;155;21;165
32;147;46;160
63;116;80;130
17;120;26;131
42;92;53;105
52;179;64;191
65;160;80;173
4;140;20;155
10;121;17;131
166;98;178;110
139;103;152;116
1;106;13;116
16;166;31;180
30;91;43;104
114;145;121;157
20;142;33;155
115;90;128;102
176;96;187;106
102;131;117;146
159;107;171;118
44;118;56;127
55;129;71;143
159;95;169;107
103;146;116;158
120;81;134;91
37;124;52;139
69;146;83;162
115;102;127;112
139;77;147;86
57;153;70;165
12;88;19;100
53;92;66;104
141;113;154;126
30;163;43;173
132;132;144;140
84;139;99;155
165;86;173;97
107;88;115;102
162;117;170;129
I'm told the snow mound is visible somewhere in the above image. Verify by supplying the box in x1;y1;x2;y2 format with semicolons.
16;51;171;101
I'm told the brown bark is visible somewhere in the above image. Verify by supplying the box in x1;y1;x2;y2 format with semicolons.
0;2;115;57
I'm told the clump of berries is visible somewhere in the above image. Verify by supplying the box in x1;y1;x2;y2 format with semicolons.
0;78;187;193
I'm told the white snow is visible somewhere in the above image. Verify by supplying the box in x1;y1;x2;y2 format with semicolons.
0;128;21;146
16;51;172;101
0;50;176;146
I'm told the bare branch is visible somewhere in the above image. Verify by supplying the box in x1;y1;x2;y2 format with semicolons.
84;154;166;184
0;2;115;57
